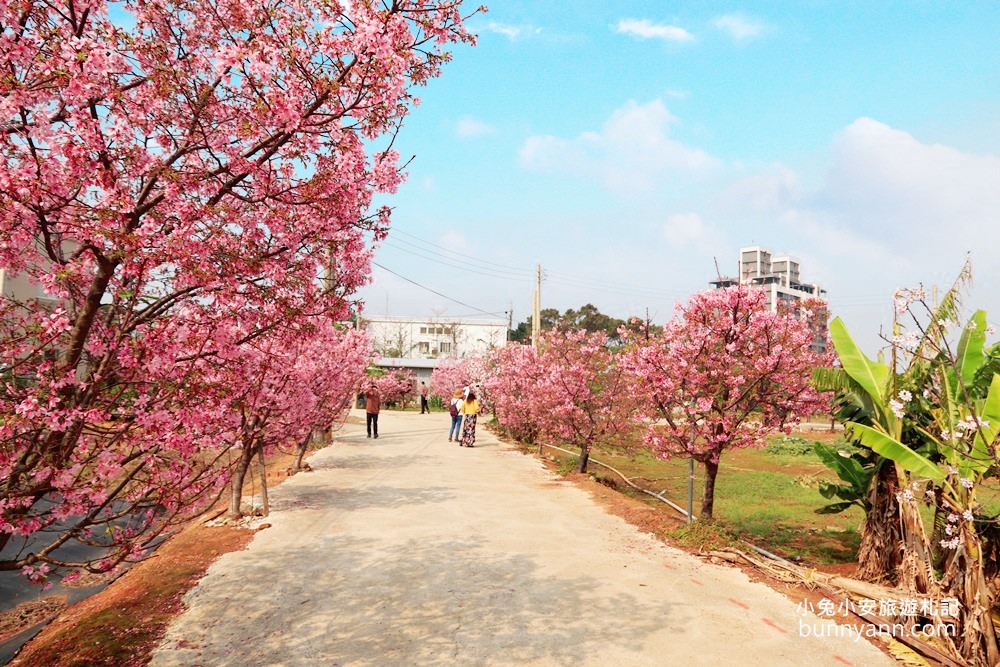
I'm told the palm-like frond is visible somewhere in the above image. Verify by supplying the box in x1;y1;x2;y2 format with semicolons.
908;254;972;373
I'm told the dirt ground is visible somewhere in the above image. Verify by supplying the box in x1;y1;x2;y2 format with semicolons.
8;444;310;667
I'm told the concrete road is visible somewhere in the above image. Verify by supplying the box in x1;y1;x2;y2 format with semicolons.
150;410;895;666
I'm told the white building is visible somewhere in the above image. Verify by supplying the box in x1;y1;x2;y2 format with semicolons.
362;316;508;384
711;246;828;353
364;316;507;360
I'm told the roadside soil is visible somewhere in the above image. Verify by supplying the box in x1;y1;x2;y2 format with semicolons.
6;429;340;667
12;416;890;666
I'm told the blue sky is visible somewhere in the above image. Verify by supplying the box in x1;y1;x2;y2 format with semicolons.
360;2;1000;354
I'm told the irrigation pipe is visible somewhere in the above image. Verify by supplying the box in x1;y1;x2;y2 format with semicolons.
537;443;794;566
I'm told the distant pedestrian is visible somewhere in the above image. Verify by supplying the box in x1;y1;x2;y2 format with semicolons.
420;381;429;414
448;389;463;442
459;391;481;447
365;384;380;439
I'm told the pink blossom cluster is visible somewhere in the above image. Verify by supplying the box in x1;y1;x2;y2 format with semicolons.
620;286;827;466
429;355;491;404
429;357;477;401
481;332;642;470
0;0;474;581
370;369;417;406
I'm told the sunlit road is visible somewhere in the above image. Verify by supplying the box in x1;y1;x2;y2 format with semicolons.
150;409;894;666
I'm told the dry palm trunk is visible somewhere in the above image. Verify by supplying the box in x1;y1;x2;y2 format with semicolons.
940;526;999;666
896;482;999;665
856;463;902;583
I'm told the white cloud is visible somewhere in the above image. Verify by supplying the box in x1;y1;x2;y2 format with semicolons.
719;167;801;215
455;117;497;139
714;117;1000;353
439;230;474;257
519;100;718;195
822;118;1000;239
482;21;541;40
665;88;691;100
615;19;694;43
713;14;768;42
661;213;730;255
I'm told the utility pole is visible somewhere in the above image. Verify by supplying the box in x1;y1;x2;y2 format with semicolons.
531;264;542;347
507;302;513;343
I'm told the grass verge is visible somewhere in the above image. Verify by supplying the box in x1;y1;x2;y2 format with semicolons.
539;429;866;566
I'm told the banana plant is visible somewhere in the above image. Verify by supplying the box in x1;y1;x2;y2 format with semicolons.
822;278;1000;664
813;441;880;514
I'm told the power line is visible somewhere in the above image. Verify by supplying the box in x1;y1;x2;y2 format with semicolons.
382;230;689;300
379;230;898;315
371;261;508;319
381;240;532;282
390;228;531;274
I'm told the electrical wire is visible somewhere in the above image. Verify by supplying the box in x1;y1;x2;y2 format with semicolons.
390;227;531;274
382;230;690;301
371;261;508;319
381;240;532;282
378;229;896;317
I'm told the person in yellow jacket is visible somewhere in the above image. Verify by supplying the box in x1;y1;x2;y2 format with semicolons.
458;390;481;447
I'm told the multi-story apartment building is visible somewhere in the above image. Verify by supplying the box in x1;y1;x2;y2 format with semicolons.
711;245;828;353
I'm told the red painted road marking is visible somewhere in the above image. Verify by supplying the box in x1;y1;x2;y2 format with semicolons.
833;656;853;666
689;578;703;586
761;617;787;634
728;598;749;609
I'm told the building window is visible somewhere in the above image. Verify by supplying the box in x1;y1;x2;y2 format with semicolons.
418;342;430;355
439;342;452;354
420;327;427;334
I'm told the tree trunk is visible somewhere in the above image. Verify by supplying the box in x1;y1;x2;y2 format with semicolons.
856;463;902;583
701;459;719;519
229;445;254;518
578;446;590;473
257;445;269;517
949;529;999;666
294;433;311;470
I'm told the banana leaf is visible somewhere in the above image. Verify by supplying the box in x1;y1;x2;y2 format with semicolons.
814;442;869;491
815;501;858;515
847;422;944;481
830;317;889;404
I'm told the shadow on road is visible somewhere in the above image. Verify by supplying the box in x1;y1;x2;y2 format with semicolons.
156;532;685;666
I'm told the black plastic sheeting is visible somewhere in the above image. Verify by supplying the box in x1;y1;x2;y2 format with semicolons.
0;499;164;664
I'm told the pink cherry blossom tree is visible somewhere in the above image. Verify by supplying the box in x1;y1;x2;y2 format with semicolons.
481;343;542;446
430;357;475;401
372;368;417;407
223;321;371;518
529;330;641;473
0;0;477;579
622;286;826;519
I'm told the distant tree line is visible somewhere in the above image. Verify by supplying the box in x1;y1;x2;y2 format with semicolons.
508;303;662;344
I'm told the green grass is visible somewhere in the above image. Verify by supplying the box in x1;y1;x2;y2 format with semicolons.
544;431;867;565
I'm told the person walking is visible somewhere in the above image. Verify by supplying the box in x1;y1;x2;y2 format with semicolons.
459;390;481;447
364;384;380;439
447;389;463;442
419;381;429;414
